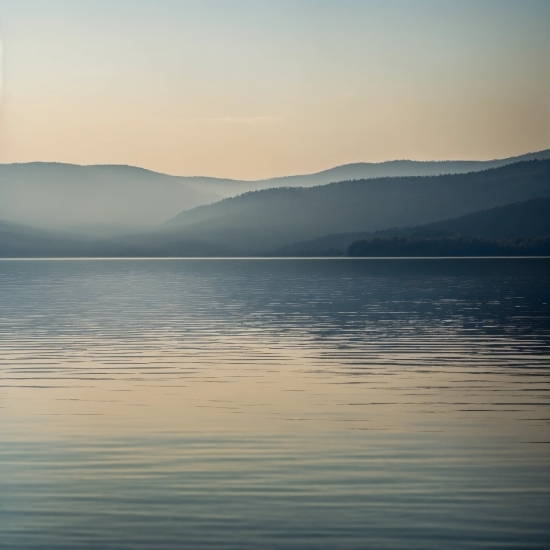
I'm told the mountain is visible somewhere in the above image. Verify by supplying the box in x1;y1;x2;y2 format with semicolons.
191;148;550;197
0;219;86;257
2;166;548;258
274;197;550;256
1;149;548;232
0;219;234;258
347;235;550;257
249;149;550;191
164;160;550;254
428;196;550;240
0;163;223;231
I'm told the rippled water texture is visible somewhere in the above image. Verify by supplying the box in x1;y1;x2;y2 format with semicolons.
0;259;549;549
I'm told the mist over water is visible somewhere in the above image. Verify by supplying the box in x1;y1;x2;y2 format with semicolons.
0;259;548;549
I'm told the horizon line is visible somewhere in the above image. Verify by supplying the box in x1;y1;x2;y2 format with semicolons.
1;256;549;262
0;148;548;182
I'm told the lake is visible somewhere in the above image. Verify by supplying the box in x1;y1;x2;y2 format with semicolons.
0;258;548;549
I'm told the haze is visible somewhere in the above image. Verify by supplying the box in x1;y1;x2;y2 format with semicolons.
0;0;549;180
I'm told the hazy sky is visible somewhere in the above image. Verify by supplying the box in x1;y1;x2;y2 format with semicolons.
0;0;548;179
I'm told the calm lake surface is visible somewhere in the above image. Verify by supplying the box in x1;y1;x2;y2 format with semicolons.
0;259;549;550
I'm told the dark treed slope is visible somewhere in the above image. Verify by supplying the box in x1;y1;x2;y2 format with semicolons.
1;149;548;232
347;236;550;257
429;196;550;240
273;197;550;256
165;160;550;254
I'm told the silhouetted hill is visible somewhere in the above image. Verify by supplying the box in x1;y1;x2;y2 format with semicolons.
259;149;550;190
347;236;550;257
188;149;550;196
165;160;550;254
429;197;550;240
1;149;548;232
0;163;223;231
273;197;550;256
2;160;549;258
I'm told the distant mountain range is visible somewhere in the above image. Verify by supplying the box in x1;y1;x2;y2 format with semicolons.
0;159;549;258
1;149;548;231
0;163;222;232
253;149;550;190
163;160;550;254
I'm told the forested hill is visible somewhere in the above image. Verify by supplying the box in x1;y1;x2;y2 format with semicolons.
2;160;549;258
260;149;550;189
428;196;550;240
273;197;550;256
1;149;548;233
164;160;550;254
347;236;550;257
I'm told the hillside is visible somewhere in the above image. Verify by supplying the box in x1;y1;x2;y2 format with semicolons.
0;220;234;258
347;236;550;257
3;189;549;259
258;149;550;190
2;160;549;258
164;160;550;254
180;149;550;197
274;197;550;256
1;149;548;232
429;197;550;240
0;220;88;257
0;163;223;231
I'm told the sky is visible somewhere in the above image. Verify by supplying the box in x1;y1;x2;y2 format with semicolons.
0;0;548;179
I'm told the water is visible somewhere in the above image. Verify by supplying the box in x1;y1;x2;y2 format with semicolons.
0;258;548;549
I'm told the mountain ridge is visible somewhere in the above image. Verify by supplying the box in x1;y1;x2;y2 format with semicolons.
2;179;549;258
4;148;548;182
272;197;550;256
162;160;550;253
1;149;548;232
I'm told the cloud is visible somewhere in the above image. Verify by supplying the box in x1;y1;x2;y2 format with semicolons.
190;115;282;125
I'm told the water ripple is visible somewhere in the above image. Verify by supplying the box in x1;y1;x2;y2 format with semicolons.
0;259;548;549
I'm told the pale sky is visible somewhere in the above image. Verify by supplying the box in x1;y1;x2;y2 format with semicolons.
0;0;548;179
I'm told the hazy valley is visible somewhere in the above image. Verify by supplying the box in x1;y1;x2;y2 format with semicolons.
1;154;549;257
0;149;548;231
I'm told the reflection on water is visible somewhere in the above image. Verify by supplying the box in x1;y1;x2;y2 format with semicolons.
0;259;549;549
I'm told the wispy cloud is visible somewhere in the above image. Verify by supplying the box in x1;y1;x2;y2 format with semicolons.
190;115;282;125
